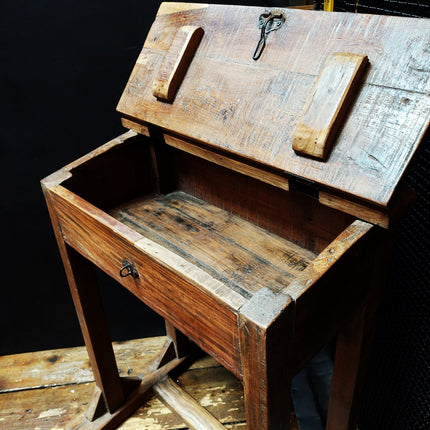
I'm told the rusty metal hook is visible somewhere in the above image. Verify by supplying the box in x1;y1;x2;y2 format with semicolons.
119;260;139;278
253;10;286;61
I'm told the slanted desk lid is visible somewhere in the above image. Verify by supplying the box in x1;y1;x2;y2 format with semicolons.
117;2;430;209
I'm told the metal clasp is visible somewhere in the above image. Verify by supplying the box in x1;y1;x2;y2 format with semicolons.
119;260;139;279
253;10;286;61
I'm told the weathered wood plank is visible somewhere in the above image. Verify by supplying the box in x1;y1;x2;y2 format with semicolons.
176;365;245;423
0;338;260;430
293;53;369;160
110;191;316;297
152;25;204;102
0;337;165;393
118;4;430;207
143;5;430;94
154;377;226;429
0;381;247;430
173;150;355;254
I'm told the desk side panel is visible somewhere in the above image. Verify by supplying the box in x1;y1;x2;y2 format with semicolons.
285;220;387;372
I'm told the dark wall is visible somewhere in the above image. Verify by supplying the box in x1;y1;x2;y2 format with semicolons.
1;1;166;355
0;0;271;354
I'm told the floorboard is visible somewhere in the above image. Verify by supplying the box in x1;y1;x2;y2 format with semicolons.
0;336;298;429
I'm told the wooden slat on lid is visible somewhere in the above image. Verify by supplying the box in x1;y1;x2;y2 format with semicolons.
152;25;204;102
293;53;369;160
117;3;430;208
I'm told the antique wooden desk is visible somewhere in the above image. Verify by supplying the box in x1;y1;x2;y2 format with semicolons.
41;3;430;430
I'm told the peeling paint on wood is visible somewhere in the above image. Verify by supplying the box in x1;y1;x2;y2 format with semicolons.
0;337;300;429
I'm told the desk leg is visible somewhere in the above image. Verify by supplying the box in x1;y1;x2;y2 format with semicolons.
165;319;190;359
64;245;126;414
326;298;379;430
240;289;295;430
326;242;389;430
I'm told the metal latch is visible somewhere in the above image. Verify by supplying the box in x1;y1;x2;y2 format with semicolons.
253;10;286;61
119;260;139;279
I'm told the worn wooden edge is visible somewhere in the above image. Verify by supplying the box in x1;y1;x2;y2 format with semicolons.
152;25;204;102
238;287;293;330
134;237;247;311
284;219;374;300
40;130;140;189
121;118;150;136
157;2;208;16
165;134;289;191
319;183;418;229
154;377;226;430
319;190;389;228
239;288;295;428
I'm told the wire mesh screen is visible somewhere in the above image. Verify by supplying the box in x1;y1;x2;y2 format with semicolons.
331;2;430;428
359;137;430;430
335;0;430;18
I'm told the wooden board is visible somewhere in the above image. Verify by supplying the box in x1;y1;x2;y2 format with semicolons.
293;53;369;160
0;337;299;429
117;4;430;207
109;190;317;298
152;25;204;101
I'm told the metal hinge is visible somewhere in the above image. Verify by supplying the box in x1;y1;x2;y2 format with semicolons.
288;173;319;198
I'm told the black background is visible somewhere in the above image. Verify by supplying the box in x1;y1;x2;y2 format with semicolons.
2;1;429;428
1;0;271;355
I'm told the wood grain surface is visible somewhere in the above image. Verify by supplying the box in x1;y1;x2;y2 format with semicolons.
110;191;317;297
152;25;204;102
154;377;226;429
165;134;290;191
2;337;288;429
293;53;369;160
118;4;430;207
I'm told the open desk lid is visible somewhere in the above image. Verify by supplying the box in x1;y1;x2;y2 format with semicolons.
117;3;430;209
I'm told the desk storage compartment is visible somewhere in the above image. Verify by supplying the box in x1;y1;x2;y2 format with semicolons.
46;130;374;376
